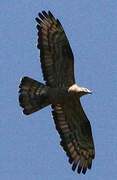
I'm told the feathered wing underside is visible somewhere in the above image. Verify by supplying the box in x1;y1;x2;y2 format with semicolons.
35;11;75;88
52;101;95;174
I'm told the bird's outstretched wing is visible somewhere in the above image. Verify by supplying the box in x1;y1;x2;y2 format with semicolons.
52;100;95;174
35;11;75;88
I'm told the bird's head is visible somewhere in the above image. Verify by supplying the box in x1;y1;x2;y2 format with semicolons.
68;84;92;97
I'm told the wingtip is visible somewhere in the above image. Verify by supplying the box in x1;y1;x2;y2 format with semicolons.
77;165;82;174
48;11;54;19
82;167;87;174
35;17;42;24
42;10;48;18
48;10;52;15
38;12;45;20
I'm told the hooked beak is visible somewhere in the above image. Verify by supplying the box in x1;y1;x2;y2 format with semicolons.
87;90;92;94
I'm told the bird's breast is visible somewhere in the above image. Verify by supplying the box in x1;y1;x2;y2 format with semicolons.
48;87;71;105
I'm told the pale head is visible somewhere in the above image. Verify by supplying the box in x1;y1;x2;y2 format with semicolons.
68;84;92;97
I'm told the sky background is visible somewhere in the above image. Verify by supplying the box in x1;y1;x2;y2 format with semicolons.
0;0;117;179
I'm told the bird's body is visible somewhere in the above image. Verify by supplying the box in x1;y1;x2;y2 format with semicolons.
19;11;95;175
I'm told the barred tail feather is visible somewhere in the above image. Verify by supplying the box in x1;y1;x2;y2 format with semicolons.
19;77;50;115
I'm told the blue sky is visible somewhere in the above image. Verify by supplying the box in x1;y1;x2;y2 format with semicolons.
1;0;117;179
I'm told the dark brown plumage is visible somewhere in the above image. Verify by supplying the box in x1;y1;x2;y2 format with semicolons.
35;11;75;88
19;11;95;175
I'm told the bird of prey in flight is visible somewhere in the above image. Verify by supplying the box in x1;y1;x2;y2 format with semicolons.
19;11;95;175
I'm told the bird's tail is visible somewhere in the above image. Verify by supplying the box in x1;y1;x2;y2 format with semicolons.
19;77;50;115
